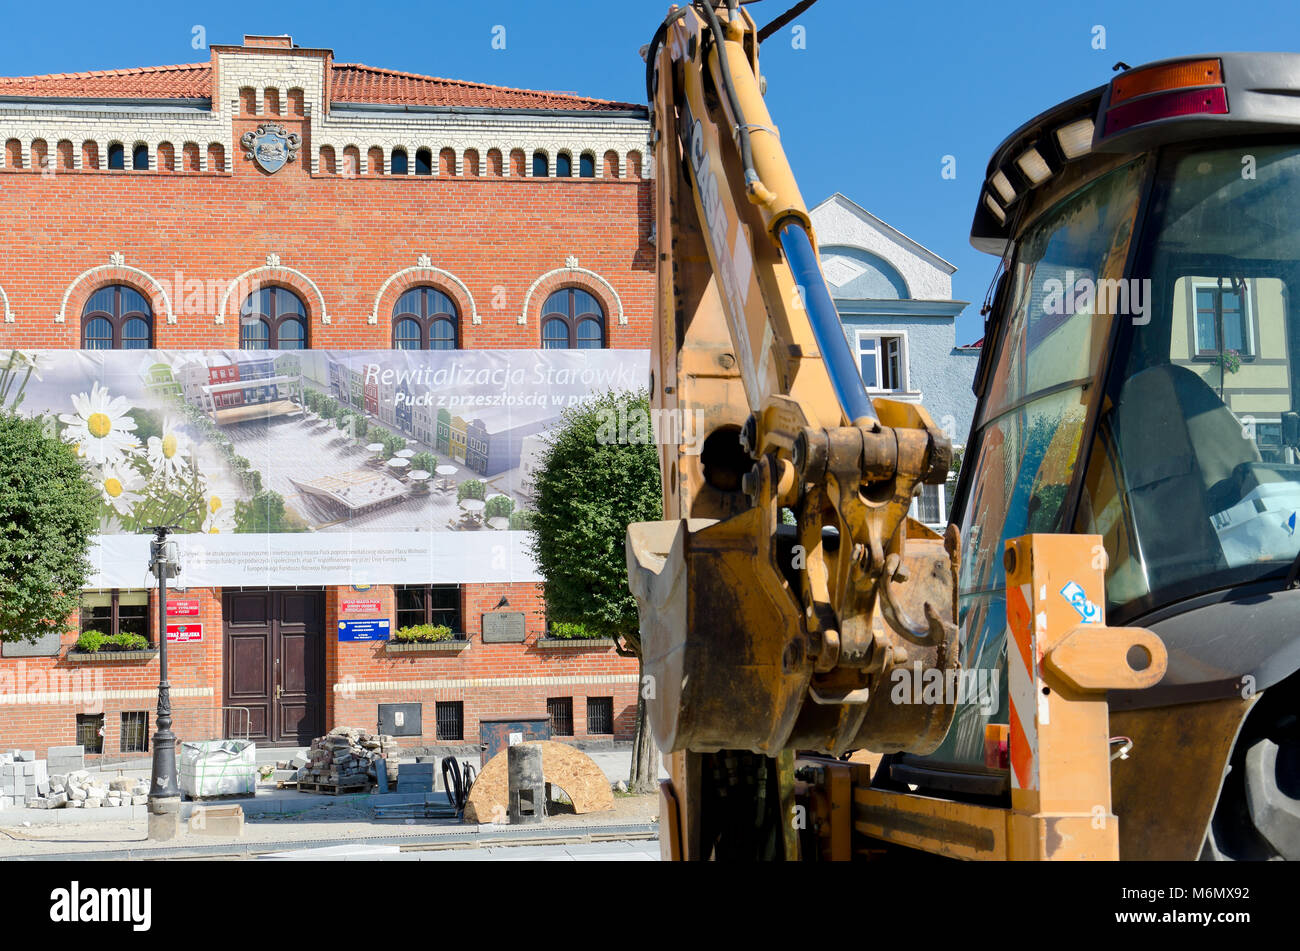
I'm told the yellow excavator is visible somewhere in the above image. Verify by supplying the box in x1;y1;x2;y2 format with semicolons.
628;1;1300;861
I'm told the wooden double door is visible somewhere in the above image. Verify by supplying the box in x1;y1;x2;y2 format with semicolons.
223;589;325;746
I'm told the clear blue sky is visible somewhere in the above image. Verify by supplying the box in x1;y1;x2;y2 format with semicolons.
5;0;1300;342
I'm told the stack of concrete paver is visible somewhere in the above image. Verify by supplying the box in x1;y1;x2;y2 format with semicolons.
26;771;149;809
1;751;47;810
47;745;86;776
294;727;397;791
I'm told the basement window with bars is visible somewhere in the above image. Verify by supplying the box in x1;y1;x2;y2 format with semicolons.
77;713;105;755
120;712;149;753
435;701;464;741
587;697;614;735
548;697;575;737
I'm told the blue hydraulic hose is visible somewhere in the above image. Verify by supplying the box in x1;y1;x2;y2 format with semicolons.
777;219;876;423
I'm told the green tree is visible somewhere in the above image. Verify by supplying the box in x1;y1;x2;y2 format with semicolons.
457;479;487;503
235;489;290;533
484;495;514;520
352;414;369;442
318;399;339;422
411;451;438;474
0;414;99;642
527;390;662;792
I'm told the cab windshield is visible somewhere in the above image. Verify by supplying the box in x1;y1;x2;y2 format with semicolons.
1079;143;1300;617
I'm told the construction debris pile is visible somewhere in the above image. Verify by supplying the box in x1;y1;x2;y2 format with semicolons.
22;770;149;810
294;727;397;790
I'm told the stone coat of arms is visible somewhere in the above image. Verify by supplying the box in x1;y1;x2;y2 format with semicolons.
241;124;301;174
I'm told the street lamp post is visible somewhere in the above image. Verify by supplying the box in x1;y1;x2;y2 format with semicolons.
147;525;182;840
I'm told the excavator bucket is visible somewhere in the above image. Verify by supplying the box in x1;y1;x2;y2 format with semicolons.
627;514;811;755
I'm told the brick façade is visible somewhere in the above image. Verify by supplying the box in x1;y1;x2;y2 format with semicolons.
0;35;650;758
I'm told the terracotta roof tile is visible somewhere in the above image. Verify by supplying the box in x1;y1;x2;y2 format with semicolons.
0;62;210;100
329;63;642;112
0;59;643;112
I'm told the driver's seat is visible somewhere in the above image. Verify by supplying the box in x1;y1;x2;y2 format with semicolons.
1111;363;1261;582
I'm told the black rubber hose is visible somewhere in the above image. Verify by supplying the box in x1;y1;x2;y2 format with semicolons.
756;0;819;43
441;755;462;810
643;6;692;109
697;1;760;192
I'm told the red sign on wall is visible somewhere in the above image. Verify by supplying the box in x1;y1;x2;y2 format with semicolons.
341;599;382;615
167;599;201;617
166;622;204;643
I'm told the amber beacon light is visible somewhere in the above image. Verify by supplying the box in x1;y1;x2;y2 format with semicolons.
1104;58;1227;136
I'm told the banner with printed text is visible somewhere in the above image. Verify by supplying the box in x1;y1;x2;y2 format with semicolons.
0;348;649;588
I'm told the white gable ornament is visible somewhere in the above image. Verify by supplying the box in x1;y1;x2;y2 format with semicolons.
241;124;301;174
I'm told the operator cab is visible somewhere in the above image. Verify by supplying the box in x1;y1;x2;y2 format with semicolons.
899;54;1300;808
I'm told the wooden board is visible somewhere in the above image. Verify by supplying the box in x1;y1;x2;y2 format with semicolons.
296;781;371;795
463;741;614;823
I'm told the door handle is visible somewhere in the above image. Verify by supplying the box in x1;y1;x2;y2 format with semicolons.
276;684;283;700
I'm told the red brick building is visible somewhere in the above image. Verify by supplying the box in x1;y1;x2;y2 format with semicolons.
0;35;652;759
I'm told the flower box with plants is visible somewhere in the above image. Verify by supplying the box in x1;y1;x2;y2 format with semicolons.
384;623;467;653
67;629;157;661
534;621;617;650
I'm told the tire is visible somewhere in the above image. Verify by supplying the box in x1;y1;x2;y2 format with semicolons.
1204;709;1300;861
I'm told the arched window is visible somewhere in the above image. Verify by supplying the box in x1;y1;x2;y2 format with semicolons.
579;153;596;178
532;151;548;177
240;286;308;350
556;153;572;178
415;148;432;176
392;286;459;350
391;148;409;175
107;144;125;170
132;144;149;170
81;285;153;349
540;287;605;349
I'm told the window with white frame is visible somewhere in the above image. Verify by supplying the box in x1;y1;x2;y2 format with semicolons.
1193;279;1253;357
912;482;946;527
856;331;906;392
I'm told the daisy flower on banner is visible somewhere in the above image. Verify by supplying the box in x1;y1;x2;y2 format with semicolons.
94;463;145;517
146;417;192;479
7;350;43;380
202;494;235;534
59;382;140;466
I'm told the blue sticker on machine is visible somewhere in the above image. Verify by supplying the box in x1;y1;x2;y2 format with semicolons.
338;619;391;642
1060;580;1101;624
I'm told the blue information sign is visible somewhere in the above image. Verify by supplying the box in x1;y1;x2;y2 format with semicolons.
338;618;391;642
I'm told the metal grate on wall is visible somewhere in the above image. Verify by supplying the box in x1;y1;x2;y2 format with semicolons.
547;696;574;737
435;701;464;741
586;696;614;735
76;713;104;755
120;711;149;753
